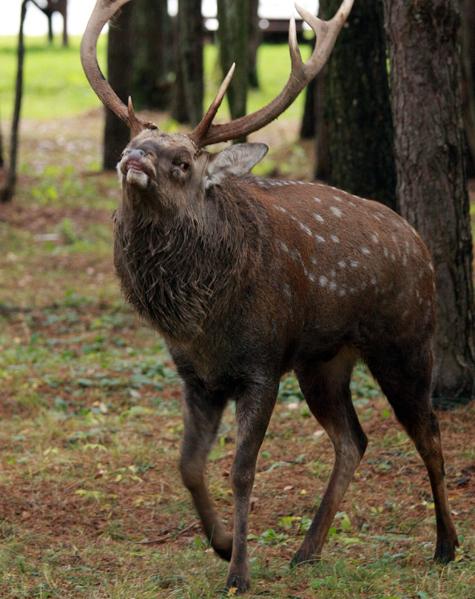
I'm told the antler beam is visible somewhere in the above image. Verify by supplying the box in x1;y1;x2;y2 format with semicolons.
80;0;157;136
188;0;354;147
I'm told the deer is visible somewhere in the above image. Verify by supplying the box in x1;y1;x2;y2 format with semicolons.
81;0;458;592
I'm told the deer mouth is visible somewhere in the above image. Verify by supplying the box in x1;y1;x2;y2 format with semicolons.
123;157;155;189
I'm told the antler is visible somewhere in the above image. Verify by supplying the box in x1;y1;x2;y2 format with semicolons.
188;0;354;148
80;0;157;137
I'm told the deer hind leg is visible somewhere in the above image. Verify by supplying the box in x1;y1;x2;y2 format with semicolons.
291;347;367;566
366;343;458;563
179;384;233;561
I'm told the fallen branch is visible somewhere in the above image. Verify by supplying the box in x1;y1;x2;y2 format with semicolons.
137;522;198;545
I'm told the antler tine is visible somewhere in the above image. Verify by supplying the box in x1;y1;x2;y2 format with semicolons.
294;0;353;74
189;63;235;146
191;0;354;148
80;0;157;135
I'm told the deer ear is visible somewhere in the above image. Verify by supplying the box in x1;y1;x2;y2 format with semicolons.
205;143;268;189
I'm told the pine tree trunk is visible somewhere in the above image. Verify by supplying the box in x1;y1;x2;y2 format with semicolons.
383;0;475;405
176;0;203;127
103;3;134;171
319;0;396;210
217;0;249;141
1;0;28;203
132;0;172;110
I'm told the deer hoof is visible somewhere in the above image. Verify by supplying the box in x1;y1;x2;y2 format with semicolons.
212;532;233;561
289;548;320;568
434;537;459;564
225;572;251;594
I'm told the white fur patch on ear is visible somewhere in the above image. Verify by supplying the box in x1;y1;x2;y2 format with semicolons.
205;143;268;189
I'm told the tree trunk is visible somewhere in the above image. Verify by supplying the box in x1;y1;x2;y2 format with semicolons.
314;72;329;180
1;0;28;203
300;64;317;140
0;108;4;170
62;1;68;47
248;0;260;89
460;0;475;175
319;0;396;210
132;0;172;110
383;0;475;405
47;13;53;43
176;0;203;127
217;0;249;141
103;3;134;171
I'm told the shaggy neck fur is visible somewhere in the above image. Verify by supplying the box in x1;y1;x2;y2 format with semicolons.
113;179;266;343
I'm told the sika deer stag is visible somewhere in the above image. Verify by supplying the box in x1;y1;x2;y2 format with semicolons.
81;0;458;591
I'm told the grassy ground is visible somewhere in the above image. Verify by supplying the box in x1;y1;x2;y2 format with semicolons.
1;36;475;599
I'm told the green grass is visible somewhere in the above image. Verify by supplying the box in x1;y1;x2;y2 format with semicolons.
0;35;308;123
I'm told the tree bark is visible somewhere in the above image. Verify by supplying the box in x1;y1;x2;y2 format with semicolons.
103;3;134;171
300;62;317;140
132;0;172;110
1;0;28;203
319;0;396;210
217;0;249;141
460;0;475;175
248;0;260;89
383;0;475;405
0;106;4;170
314;72;329;180
176;0;203;127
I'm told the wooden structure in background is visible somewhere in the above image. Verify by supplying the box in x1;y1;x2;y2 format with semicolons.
31;0;68;47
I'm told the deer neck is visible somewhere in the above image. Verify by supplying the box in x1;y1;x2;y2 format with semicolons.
113;181;264;343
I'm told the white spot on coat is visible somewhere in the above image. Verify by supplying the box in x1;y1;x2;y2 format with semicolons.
313;213;324;223
319;276;328;287
330;206;343;217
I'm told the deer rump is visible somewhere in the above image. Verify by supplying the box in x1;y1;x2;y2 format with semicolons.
81;0;458;593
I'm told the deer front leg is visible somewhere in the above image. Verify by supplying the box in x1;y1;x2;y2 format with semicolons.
179;385;233;560
225;381;278;593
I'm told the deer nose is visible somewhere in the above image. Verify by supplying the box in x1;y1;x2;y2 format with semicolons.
127;148;148;160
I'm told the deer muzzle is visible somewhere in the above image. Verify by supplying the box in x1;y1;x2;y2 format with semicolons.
120;149;155;189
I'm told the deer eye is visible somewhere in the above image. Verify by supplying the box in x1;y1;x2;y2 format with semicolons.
179;162;190;172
